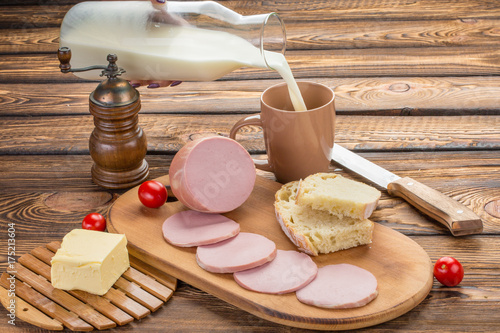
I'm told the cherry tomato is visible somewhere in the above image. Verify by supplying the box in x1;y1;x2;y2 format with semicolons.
138;180;167;208
433;256;464;287
82;212;106;231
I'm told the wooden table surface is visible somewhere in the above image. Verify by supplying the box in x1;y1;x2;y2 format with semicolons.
1;0;499;332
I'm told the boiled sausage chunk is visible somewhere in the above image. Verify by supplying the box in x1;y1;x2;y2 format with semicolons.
196;232;277;273
162;210;240;247
234;250;318;294
169;136;256;213
296;264;378;309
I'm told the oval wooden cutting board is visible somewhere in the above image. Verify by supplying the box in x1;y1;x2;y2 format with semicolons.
107;175;433;330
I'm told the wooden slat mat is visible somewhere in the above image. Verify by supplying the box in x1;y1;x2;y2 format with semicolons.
0;241;177;331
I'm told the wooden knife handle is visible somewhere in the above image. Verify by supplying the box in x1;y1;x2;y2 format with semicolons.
387;177;483;236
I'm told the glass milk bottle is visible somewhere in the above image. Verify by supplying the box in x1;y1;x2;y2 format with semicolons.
59;1;286;82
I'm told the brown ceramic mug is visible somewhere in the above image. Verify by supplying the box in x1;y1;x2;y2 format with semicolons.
229;81;335;183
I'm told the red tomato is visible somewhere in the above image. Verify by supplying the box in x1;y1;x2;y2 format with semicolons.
82;213;106;231
433;256;464;287
138;180;167;208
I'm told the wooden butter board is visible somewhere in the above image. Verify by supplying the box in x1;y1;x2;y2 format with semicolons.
0;241;177;331
107;175;433;331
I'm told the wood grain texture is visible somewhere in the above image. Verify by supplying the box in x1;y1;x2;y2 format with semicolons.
2;19;500;53
27;246;152;320
0;151;497;237
286;19;500;50
0;114;498;154
13;263;117;330
107;175;434;330
1;186;499;332
2;76;500;116
230;0;500;21
0;5;67;29
3;239;500;333
3;46;500;83
0;285;64;331
18;253;135;326
485;199;500;218
387;177;483;235
0;241;177;330
2;0;500;26
0;273;94;331
1;0;500;331
44;241;177;299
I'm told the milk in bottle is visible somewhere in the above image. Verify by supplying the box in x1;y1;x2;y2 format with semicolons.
60;1;307;111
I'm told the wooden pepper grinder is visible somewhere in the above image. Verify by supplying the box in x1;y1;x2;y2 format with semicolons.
58;47;149;189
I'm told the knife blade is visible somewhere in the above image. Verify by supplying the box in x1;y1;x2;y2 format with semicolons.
330;144;483;236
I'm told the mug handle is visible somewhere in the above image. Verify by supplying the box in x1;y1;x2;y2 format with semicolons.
229;114;273;172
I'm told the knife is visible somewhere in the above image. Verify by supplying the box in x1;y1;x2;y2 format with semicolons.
330;143;483;236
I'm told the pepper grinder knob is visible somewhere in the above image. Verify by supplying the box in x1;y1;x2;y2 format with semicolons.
58;47;72;73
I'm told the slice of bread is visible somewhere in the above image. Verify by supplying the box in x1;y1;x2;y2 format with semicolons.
296;173;381;220
274;181;374;256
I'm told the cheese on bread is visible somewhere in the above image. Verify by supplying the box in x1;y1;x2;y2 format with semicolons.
297;173;381;220
274;181;374;256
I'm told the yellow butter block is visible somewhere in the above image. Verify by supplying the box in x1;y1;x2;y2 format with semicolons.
51;229;130;295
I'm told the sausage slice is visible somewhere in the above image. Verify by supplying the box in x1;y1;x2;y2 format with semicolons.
234;250;318;294
196;232;277;273
296;264;378;308
162;210;240;247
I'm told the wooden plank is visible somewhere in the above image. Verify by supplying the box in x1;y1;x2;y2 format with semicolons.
18;253;134;326
107;175;434;330
46;241;175;302
122;267;174;302
13;263;116;330
2;46;500;84
19;253;53;280
45;242;169;315
4;237;500;332
284;47;500;78
45;241;62;252
2;1;500;26
0;156;498;331
113;278;163;312
230;0;500;21
0;176;496;248
3;17;500;54
1;0;497;331
0;114;498;155
0;0;75;5
0;285;64;331
1;77;500;117
30;245;61;265
0;151;498;237
0;27;60;53
129;256;178;292
29;245;163;315
40;244;164;314
110;172;498;328
0;273;94;331
103;287;151;320
30;245;151;320
286;18;500;50
0;154;104;192
0;4;69;29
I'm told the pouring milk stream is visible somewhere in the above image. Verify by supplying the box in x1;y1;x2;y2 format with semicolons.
59;1;307;111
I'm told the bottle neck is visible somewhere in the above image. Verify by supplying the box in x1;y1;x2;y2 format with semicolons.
260;13;286;69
